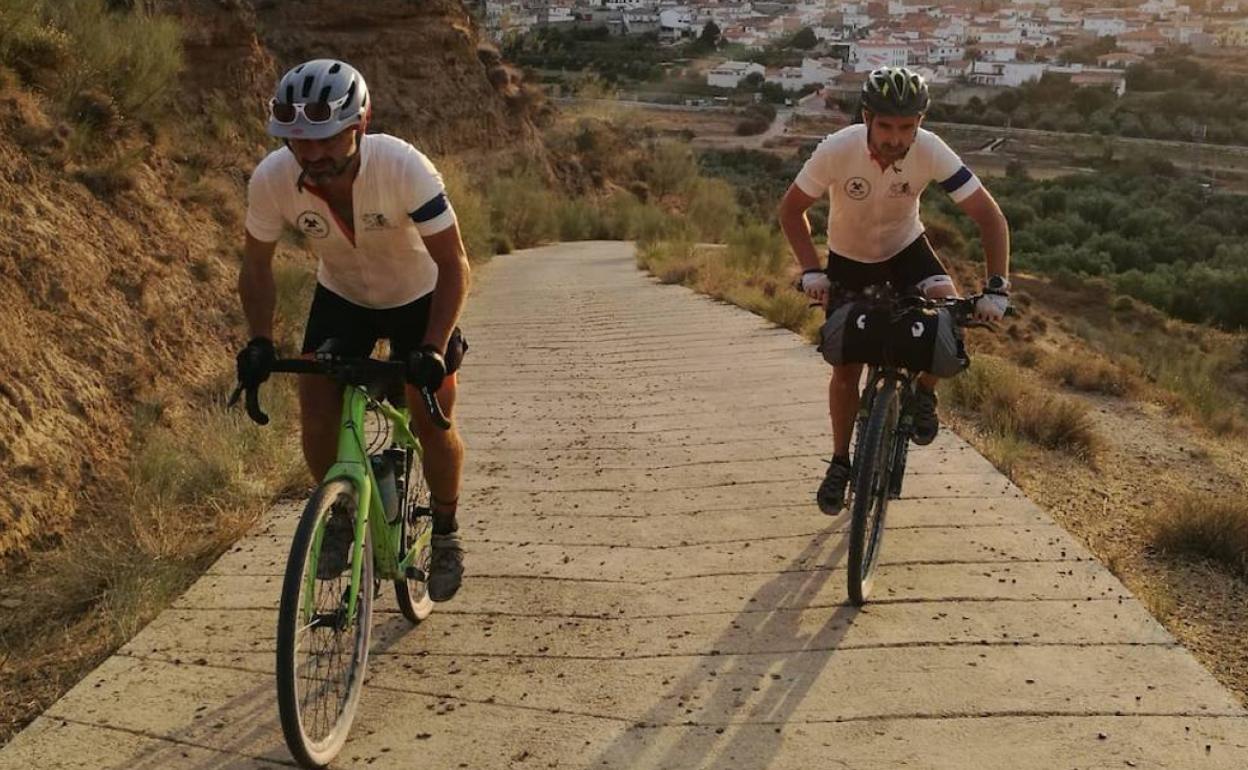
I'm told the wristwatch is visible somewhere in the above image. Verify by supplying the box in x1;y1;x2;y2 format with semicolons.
985;274;1010;295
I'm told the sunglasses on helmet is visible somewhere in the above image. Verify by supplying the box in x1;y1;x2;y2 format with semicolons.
269;91;352;125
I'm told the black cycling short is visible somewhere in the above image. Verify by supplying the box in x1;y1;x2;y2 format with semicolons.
301;283;467;373
825;233;951;295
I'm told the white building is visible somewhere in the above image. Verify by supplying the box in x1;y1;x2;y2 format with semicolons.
706;60;766;88
977;44;1019;62
851;38;909;71
1083;13;1130;37
801;56;843;86
969;60;1046;87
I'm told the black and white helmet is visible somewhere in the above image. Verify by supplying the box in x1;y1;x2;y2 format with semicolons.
861;67;930;117
267;59;370;140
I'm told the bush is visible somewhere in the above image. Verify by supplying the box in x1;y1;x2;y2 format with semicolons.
488;169;560;249
942;354;1099;458
726;222;787;275
641;140;699;198
1150;493;1248;581
685;177;739;242
48;0;183;124
735;117;770;136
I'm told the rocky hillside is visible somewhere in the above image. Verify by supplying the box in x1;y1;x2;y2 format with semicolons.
0;0;538;561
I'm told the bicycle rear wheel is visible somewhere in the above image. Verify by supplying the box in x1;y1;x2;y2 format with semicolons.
847;382;901;606
276;479;373;768
394;449;435;624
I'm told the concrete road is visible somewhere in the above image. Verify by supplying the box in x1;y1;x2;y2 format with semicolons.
3;242;1247;769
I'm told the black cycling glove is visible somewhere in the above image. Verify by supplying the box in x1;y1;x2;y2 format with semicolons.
236;336;276;389
406;345;446;392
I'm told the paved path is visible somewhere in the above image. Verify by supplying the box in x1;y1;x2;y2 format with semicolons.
4;242;1248;769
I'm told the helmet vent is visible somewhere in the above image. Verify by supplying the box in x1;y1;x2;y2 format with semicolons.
301;74;316;99
342;81;357;112
317;84;333;103
328;62;342;74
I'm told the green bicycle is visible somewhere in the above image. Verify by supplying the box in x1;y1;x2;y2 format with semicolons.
231;351;450;769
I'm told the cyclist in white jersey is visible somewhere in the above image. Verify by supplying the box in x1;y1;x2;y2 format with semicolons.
779;66;1012;515
236;59;470;600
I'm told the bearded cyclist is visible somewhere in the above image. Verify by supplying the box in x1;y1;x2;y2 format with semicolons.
779;66;1011;516
235;59;470;600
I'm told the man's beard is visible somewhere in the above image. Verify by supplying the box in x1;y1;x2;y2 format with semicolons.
303;154;355;185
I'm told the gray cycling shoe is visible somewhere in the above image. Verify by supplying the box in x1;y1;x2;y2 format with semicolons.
428;532;464;602
817;457;853;515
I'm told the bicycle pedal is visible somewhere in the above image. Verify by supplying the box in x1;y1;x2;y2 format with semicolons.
405;566;427;582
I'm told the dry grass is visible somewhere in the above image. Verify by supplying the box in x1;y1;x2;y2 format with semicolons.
941;354;1100;459
637;239;822;337
1041;353;1139;397
1150;493;1248;581
0;260;316;742
1064;308;1247;437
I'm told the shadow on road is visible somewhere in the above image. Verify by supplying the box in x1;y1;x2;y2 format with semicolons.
589;520;859;770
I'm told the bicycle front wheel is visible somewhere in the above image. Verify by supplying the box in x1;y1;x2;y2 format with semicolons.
394;449;434;624
847;383;901;606
276;479;374;769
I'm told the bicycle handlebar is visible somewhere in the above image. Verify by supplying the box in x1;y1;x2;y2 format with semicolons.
228;356;451;431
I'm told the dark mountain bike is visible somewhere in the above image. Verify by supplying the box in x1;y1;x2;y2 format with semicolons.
230;351;450;768
843;294;1004;605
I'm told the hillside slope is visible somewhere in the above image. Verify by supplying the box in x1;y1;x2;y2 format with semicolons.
0;0;536;559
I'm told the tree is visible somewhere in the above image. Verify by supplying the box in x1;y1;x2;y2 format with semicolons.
698;20;721;50
791;27;818;50
740;71;764;90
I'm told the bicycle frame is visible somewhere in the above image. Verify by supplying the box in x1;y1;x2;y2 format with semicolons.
304;385;428;624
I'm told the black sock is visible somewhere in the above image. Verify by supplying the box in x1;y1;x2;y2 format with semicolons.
832;454;851;467
432;497;458;535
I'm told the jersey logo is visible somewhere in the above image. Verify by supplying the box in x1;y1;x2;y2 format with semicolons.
296;210;330;239
361;212;392;230
889;181;915;198
911;321;925;337
845;177;871;201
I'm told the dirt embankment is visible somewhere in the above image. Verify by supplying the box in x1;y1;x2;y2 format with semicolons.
0;0;539;563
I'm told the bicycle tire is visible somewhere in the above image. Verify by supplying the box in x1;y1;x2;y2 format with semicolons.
394;448;434;624
847;381;900;606
276;479;374;769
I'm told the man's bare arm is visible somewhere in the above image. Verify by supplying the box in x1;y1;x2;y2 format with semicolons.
956;187;1010;281
778;184;823;272
421;223;471;353
239;232;278;340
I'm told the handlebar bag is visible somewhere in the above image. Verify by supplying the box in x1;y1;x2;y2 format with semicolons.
818;300;968;377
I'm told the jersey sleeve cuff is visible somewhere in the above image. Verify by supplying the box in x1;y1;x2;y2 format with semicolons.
413;205;457;237
794;171;826;198
941;166;982;203
244;219;282;244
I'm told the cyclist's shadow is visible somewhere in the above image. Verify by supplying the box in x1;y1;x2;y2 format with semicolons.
591;515;861;770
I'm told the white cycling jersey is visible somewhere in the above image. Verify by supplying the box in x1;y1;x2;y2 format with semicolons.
794;124;981;263
245;133;457;309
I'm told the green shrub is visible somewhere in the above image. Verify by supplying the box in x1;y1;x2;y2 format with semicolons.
685;177;739;243
48;0;183;124
488;169;559;249
642;140;698;198
726;222;786;275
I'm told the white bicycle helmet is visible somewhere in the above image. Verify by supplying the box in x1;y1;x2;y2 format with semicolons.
267;59;370;140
